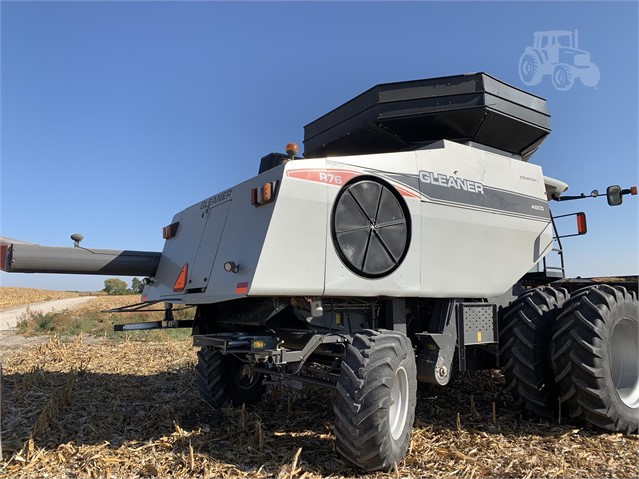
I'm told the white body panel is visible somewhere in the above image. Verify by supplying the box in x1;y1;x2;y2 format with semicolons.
144;141;552;303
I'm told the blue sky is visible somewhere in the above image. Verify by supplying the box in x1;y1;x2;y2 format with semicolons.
1;1;637;291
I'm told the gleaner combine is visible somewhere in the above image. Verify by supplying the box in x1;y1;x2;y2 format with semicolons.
2;73;637;471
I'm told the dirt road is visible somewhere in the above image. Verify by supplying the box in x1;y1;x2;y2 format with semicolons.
0;296;97;330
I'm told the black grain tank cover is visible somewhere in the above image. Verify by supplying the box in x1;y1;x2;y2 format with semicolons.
259;153;289;174
303;73;550;161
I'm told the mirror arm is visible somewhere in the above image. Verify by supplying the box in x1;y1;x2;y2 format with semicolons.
552;186;635;203
552;193;594;202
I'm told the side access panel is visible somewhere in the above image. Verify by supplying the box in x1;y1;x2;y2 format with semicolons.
188;201;232;291
148;194;232;299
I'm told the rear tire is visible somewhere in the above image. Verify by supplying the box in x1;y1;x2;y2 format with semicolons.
518;52;543;86
499;286;569;419
195;346;267;408
551;285;639;434
334;329;417;471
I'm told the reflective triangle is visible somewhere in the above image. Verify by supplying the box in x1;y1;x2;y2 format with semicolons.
173;263;188;292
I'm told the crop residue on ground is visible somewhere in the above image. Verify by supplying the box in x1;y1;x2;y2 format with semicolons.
1;337;637;479
0;288;86;310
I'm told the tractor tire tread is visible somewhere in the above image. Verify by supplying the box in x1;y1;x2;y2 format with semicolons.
334;329;417;472
499;286;569;419
551;285;638;434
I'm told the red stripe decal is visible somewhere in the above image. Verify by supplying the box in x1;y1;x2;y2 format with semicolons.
286;168;361;186
392;184;421;199
286;167;423;199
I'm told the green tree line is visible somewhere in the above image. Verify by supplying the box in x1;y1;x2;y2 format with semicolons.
103;277;145;295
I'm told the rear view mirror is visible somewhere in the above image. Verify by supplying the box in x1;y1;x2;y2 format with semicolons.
607;185;623;206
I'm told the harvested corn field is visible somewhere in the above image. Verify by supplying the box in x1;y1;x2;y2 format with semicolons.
0;288;86;310
1;336;636;478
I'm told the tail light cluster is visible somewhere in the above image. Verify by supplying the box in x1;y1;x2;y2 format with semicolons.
162;222;179;240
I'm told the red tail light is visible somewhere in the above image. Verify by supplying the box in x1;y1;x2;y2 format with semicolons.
0;245;7;271
163;222;179;239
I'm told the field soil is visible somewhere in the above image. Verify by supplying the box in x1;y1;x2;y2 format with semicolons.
0;289;637;478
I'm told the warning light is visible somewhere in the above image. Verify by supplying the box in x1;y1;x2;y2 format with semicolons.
251;181;278;207
285;142;299;159
631;186;638;195
173;264;188;292
576;212;587;235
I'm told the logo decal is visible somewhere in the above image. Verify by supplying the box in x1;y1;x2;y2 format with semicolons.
419;171;485;194
518;29;600;91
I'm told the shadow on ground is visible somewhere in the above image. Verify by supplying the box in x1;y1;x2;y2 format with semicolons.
2;362;619;478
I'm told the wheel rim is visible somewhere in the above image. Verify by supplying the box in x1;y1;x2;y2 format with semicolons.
610;317;639;408
332;179;410;278
389;365;409;440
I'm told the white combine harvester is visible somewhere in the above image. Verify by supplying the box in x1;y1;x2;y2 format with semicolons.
3;73;637;471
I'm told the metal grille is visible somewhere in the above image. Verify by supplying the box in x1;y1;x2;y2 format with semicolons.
460;304;497;346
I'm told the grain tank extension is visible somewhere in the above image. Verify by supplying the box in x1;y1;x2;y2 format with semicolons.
2;73;637;472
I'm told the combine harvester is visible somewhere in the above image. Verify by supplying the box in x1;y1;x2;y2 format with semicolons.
3;73;637;471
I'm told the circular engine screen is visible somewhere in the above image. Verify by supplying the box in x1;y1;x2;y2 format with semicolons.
332;179;410;278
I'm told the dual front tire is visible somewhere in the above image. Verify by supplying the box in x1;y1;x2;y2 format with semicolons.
552;285;638;434
500;284;638;433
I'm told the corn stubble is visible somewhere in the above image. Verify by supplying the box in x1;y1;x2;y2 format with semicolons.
0;288;85;310
0;337;636;479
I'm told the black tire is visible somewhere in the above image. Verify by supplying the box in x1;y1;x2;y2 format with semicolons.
552;64;575;91
195;346;267;408
551;285;639;434
499;286;569;419
518;52;543;86
334;329;417;471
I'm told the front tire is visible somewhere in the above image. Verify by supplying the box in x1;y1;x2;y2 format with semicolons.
552;64;575;91
334;329;417;471
580;63;601;87
499;286;569;419
195;346;267;408
552;285;639;434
